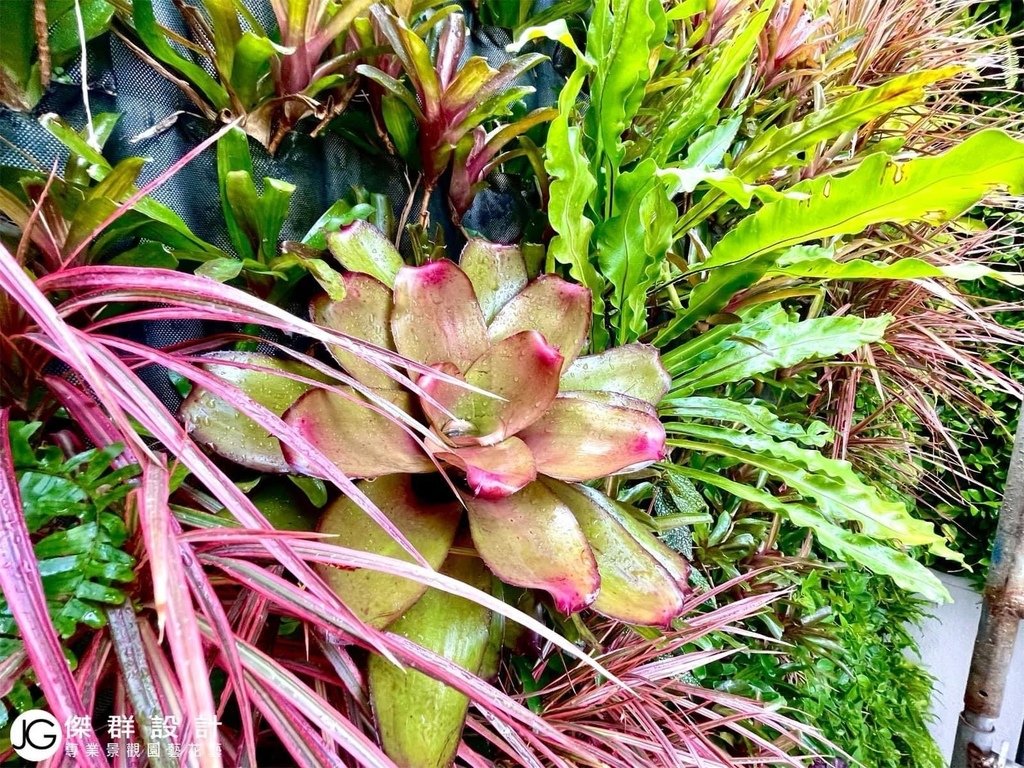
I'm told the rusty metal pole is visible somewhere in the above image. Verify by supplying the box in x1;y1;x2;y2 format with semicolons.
952;406;1024;768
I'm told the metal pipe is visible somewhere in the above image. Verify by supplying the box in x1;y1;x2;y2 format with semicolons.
952;407;1024;768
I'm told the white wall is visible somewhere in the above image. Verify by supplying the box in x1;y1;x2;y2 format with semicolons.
910;570;1024;762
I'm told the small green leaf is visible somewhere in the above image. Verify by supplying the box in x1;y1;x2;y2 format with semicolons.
195;257;244;282
326;221;404;287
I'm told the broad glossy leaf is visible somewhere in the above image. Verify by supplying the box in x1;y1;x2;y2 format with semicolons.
49;0;115;64
704;130;1024;272
371;6;440;113
768;248;1024;286
224;171;295;262
392;261;489;373
318;475;462;628
369;553;491;768
545;65;607;347
283;388;434;478
247;481;319;532
672;465;950;603
458;240;528;322
217;127;257;261
434;437;537;499
0;1;35;106
195;257;244;282
487;275;591;371
669;426;949;552
519;393;666;481
559;343;670;405
542;480;685;625
180;352;328;472
595;159;675;340
670;311;889;392
649;8;769;161
231;32;276;109
788;505;952;603
441;57;496;116
65;158;147;251
355;65;425;119
311;273;399;389
661;396;831;447
653;252;777;344
199;0;242;77
466;482;599;613
301;201;373;250
418;331;562;446
327;221;404;288
735;68;960;180
585;0;665;168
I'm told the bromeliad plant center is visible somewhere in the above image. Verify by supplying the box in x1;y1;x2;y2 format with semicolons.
182;226;688;627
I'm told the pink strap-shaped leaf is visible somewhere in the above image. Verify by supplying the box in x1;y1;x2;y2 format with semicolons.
317;475;462;628
487;275;591;372
419;330;562;446
434;436;537;499
542;479;688;626
466;481;599;613
283;388;435;478
392;261;489;373
181;352;330;473
519;392;666;481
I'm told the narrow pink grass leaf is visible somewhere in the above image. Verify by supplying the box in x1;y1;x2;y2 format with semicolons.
199;553;622;764
197;538;626;687
91;333;432;567
26;331;395;651
137;621;194;762
199;554;395;653
456;741;494;768
317;638;370;708
62;120;242;267
386;633;620;765
47;375;257;764
0;410;108;766
0;243;154;464
0;648;29;696
464;715;552;767
103;334;454;476
473;708;554;768
44;266;501;408
16;159;61;269
195;618;399;768
247;683;349;768
136;463;223;768
70;632;112;716
181;550;258;765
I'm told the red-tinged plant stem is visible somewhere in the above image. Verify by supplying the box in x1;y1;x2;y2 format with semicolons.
193;536;624;685
105;605;178;768
181;551;258;765
135;463;223;768
246;682;350;768
195;617;399;768
0;409;108;766
71;633;111;722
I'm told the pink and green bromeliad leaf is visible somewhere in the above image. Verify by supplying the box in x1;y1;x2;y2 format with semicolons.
180;226;688;628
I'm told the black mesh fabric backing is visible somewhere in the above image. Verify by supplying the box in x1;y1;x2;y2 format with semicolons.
0;1;564;408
